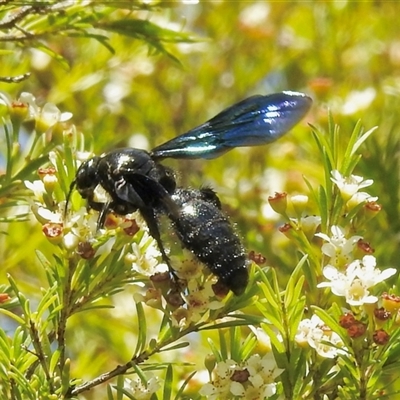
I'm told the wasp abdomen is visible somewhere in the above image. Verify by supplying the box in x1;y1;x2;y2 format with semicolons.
171;188;248;295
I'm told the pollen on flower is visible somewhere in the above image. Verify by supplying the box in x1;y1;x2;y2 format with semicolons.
183;281;224;322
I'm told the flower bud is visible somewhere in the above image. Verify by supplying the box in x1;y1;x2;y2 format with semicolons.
339;313;356;329
347;321;367;338
290;194;308;217
248;250;266;265
51;112;73;145
363;201;382;221
268;192;287;215
279;223;293;238
76;241;96;259
346;192;376;210
204;354;216;374
356;239;375;255
374;307;391;329
141;288;163;309
373;329;390;345
38;167;59;193
382;292;400;313
9;100;29;123
0;293;11;303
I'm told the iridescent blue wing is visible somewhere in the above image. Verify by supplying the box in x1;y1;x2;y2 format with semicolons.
151;91;312;160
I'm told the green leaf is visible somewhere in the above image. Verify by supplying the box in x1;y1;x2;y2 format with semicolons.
174;371;197;400
0;308;25;326
134;301;147;357
163;364;173;400
159;341;190;353
32;42;70;70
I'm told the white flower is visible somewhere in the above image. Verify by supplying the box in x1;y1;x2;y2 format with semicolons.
317;255;396;306
170;253;203;280
124;376;161;400
315;225;361;268
199;359;238;399
347;191;378;209
171;280;224;327
349;255;396;286
25;180;46;203
125;232;168;276
295;315;345;358
38;102;61;129
63;207;99;249
200;353;282;400
19;92;39;119
250;327;273;352
331;170;373;201
245;353;283;397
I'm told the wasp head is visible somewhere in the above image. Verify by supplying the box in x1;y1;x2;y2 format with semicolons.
65;156;101;218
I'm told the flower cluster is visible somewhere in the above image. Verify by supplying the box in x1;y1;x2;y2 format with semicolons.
170;279;224;328
317;254;396;306
316;226;396;307
200;353;283;400
1;91;72;141
125;228;169;277
134;251;225;329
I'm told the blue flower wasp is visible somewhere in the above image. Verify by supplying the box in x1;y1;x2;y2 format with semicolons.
67;91;312;295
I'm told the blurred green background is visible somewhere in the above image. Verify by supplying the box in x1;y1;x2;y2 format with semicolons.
1;1;399;398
